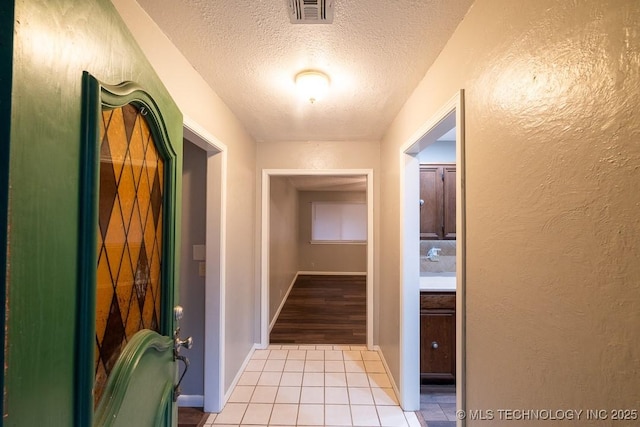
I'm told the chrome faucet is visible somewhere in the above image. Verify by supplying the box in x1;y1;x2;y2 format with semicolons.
426;247;441;261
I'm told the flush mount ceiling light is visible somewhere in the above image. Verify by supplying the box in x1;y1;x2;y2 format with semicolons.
295;70;330;104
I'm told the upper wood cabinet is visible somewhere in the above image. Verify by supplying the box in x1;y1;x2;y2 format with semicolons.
420;164;456;240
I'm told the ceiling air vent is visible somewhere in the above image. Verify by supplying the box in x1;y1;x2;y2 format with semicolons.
287;0;334;24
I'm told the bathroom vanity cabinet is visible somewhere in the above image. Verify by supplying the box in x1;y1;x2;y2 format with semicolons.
419;164;456;240
420;291;456;383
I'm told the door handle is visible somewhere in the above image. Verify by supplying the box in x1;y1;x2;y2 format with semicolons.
173;306;193;401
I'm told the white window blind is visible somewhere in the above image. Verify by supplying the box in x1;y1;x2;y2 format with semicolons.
311;202;367;243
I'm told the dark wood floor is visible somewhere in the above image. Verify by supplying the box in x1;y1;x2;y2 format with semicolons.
270;274;366;344
178;407;208;427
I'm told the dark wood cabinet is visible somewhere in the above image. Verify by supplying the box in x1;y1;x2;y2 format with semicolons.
420;164;456;240
420;292;456;383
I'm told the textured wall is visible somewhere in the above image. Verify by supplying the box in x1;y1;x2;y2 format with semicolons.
297;191;367;273
381;0;640;422
112;0;258;395
269;177;299;324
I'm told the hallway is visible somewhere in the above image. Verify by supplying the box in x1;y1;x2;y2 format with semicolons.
270;275;366;345
200;344;422;426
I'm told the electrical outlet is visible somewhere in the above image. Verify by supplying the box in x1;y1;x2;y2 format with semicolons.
198;262;206;277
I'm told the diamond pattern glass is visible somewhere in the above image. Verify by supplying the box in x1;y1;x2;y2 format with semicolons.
94;104;164;406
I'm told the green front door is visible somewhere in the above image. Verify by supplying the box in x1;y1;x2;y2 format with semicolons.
78;75;184;426
3;0;184;425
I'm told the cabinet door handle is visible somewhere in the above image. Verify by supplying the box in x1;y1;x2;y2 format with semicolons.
431;341;439;349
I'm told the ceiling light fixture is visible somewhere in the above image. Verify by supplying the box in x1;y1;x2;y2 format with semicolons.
295;70;330;104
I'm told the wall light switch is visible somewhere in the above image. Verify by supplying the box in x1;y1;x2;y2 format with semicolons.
198;262;206;277
193;244;206;261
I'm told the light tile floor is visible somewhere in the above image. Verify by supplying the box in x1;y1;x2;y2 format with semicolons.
203;344;422;427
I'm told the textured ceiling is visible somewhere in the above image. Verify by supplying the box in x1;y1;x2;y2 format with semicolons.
137;0;474;142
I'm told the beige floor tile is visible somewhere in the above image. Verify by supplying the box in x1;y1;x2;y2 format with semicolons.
267;344;282;350
263;359;285;372
325;404;353;426
228;385;255;403
377;405;408;426
315;345;334;350
304;360;324;372
283;359;305;372
275;386;301;404
306;350;325;360
404;411;422;427
371;388;398;406
280;372;303;387
237;371;261;386
250;386;278;403
297;404;325;426
257;371;282;386
351;404;380;426
344;360;366;373
343;350;363;361
300;386;325;404
214;403;247;424
281;345;299;350
346;372;370;387
298;345;317;350
325;360;345;373
361;351;381;361
268;350;289;360
302;372;324;386
348;387;374;405
349;345;367;351
241;403;273;425
333;345;351;350
205;413;217;423
364;360;386;373
245;359;266;372
325;386;349;404
368;373;392;388
325;350;344;361
325;372;347;387
252;349;270;360
287;350;306;360
269;403;298;425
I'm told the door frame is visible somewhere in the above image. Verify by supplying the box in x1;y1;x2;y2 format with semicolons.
260;169;374;349
182;117;227;413
399;90;466;415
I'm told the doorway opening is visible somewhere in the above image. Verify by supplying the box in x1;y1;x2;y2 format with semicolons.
399;91;465;414
181;120;227;413
260;169;374;349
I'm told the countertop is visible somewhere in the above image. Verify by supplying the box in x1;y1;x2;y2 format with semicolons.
420;272;456;292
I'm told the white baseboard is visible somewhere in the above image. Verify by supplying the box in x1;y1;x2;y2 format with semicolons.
269;272;299;332
297;271;367;276
373;345;401;404
223;344;259;404
177;394;204;407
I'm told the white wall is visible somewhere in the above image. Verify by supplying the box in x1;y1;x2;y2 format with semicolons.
112;0;258;396
269;177;299;325
418;140;456;163
380;0;640;420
